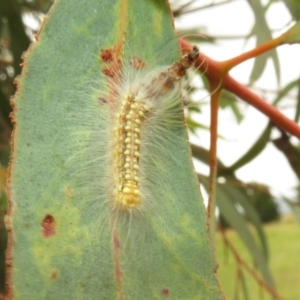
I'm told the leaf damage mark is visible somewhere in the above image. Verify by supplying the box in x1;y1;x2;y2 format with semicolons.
100;49;113;63
100;46;122;80
161;288;170;297
102;66;118;78
130;57;145;70
6;258;12;268
100;45;123;106
41;214;56;237
98;97;108;105
49;270;58;280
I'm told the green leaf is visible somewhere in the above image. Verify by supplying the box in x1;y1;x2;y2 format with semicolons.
272;79;300;106
280;20;300;44
239;271;249;300
219;90;244;124
8;0;221;299
282;0;300;20
201;177;275;291
186;117;210;133
270;77;300;125
222;182;269;261
295;79;300;123
247;0;280;84
191;144;226;169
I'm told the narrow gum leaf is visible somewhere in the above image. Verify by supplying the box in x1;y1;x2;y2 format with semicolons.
247;1;280;84
7;0;222;299
201;177;275;290
280;20;300;44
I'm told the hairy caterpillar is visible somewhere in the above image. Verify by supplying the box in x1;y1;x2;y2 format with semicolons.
65;43;200;238
105;46;200;212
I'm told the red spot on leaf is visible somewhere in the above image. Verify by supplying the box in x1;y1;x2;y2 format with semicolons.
102;58;122;79
100;49;113;63
102;67;115;78
161;288;169;297
98;97;107;104
42;214;56;237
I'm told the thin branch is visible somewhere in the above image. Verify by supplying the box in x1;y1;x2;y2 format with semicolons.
220;35;283;71
218;224;286;300
180;38;300;139
207;86;221;243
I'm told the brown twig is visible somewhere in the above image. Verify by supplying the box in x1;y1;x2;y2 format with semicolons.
217;224;286;300
180;38;300;139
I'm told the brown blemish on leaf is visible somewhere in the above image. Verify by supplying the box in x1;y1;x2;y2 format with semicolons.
161;288;170;297
50;270;58;280
100;49;113;63
130;57;145;70
98;97;108;105
102;67;116;78
9;111;16;126
6;258;12;268
101;54;122;80
100;46;123;106
41;214;56;237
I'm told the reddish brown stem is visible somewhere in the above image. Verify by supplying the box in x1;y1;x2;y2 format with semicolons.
207;86;221;241
180;39;300;139
223;76;300;136
220;35;282;71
